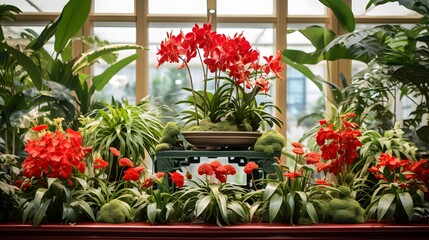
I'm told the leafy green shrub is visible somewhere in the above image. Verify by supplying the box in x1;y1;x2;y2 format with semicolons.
81;98;164;181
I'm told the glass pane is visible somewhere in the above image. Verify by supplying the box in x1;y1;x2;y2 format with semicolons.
0;0;68;12
2;24;55;54
92;23;137;104
218;0;274;16
352;1;419;16
288;0;327;15
148;0;206;14
286;24;326;141
94;0;134;13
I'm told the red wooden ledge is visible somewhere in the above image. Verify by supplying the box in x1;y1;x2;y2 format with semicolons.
1;222;429;240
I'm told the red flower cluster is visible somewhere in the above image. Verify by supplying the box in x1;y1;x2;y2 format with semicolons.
244;161;259;174
155;21;284;94
169;172;185;187
22;125;92;179
198;160;237;183
94;158;108;169
141;172;165;189
369;153;429;188
314;113;362;176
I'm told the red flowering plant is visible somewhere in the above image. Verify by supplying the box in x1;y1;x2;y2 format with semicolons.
312;112;362;186
365;153;429;223
19;119;95;226
155;20;284;131
172;160;250;226
80;147;154;224
246;142;331;224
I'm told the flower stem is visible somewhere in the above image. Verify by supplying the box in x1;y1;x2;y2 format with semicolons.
182;58;200;125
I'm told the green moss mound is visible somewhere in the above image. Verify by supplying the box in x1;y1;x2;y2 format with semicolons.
254;130;285;154
96;199;129;223
324;186;365;224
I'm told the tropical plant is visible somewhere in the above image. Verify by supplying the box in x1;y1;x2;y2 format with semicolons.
366;153;429;223
133;171;185;224
80;98;164;181
0;153;20;222
155;20;283;131
284;0;429;148
18;120;95;226
0;0;144;155
172;160;250;226
246;142;329;225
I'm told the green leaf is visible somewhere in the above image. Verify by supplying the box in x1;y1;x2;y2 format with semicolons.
77;200;96;222
34;199;52;226
398;192;414;221
2;43;42;89
74;177;88;190
54;0;91;53
218;193;229;225
92;54;139;91
195;195;212;218
27;16;61;51
228;201;246;221
34;188;48;207
269;193;283;223
263;182;279;201
306;202;318;223
72;44;144;73
319;0;355;32
47;178;58;189
147;202;157;224
377;193;395;221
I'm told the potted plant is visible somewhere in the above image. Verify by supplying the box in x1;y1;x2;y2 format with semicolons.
154;20;284;149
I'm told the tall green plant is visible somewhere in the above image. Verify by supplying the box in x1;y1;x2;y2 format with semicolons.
81;98;164;181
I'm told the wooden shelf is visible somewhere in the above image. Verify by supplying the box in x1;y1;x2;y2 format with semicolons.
1;222;429;240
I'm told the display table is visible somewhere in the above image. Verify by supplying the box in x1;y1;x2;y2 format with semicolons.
1;222;429;240
155;150;280;186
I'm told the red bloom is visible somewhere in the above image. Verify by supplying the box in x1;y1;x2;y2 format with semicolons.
318;119;328;125
77;161;86;173
14;179;31;191
31;124;48;132
155;172;165;179
215;166;227;175
216;173;227;183
186;171;193;180
223;164;236;175
119;157;134;168
244;162;258;174
22;127;91;180
262;50;285;80
109;147;120;157
315;179;331;186
123;167;144;181
368;166;379;173
291;142;303;148
94;158;108;169
292;147;304;155
198;163;215;176
305;152;321;164
141;178;154;189
255;78;270;94
283;170;302;180
169;172;185;188
209;160;222;170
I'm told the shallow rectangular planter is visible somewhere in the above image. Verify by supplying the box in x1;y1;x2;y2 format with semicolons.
1;222;429;239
